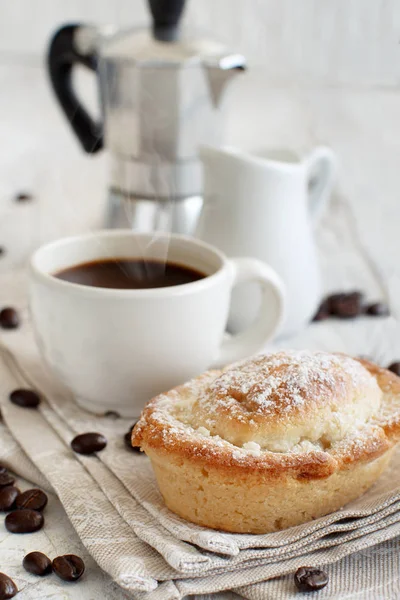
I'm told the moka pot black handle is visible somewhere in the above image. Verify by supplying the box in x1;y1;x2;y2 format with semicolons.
47;24;103;154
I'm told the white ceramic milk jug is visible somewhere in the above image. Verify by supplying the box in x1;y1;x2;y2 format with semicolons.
196;145;336;337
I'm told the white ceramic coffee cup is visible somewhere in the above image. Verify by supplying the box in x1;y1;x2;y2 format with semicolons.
29;231;285;417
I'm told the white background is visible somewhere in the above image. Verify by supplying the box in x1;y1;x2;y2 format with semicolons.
1;0;399;86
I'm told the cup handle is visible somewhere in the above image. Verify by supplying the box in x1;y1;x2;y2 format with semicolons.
305;146;336;222
212;258;286;368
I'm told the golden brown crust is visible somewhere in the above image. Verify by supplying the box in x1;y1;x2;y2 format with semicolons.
147;447;394;533
132;352;400;482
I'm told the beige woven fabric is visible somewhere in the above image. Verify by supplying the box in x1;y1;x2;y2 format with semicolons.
1;330;400;599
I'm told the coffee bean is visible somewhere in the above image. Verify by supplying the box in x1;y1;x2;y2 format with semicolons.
312;298;330;322
5;509;44;533
9;388;41;409
388;362;400;377
52;555;85;582
15;192;33;202
124;431;132;448
124;430;141;453
0;308;19;330
329;291;363;318
294;566;329;592
327;292;346;309
0;473;15;488
71;432;107;455
23;551;52;576
0;572;18;599
15;489;48;512
104;410;120;419
365;302;389;317
0;486;20;511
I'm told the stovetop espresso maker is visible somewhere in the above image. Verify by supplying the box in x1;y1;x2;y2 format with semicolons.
47;0;246;234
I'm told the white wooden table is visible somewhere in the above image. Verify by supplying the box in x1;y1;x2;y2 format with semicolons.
0;62;399;599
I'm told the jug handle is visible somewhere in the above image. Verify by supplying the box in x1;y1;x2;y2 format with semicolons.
305;146;336;222
47;24;103;154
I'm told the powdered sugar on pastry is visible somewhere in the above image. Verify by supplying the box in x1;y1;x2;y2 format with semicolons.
189;351;382;451
133;351;393;457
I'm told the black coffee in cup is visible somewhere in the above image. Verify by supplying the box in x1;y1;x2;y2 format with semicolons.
54;259;206;289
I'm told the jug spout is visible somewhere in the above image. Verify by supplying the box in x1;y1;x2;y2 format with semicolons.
204;54;246;108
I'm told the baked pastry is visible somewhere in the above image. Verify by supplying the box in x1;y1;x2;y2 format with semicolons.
132;351;400;534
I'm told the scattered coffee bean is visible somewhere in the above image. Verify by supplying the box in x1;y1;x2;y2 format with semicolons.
314;292;388;323
312;298;330;322
329;291;363;318
124;430;141;453
294;566;329;592
15;192;33;202
388;362;400;377
104;410;120;419
0;486;20;512
52;555;85;582
0;308;19;330
9;388;41;409
15;489;48;512
71;432;107;455
5;509;44;534
23;551;52;576
365;302;389;317
124;431;132;448
0;473;15;488
327;292;345;310
0;572;18;599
